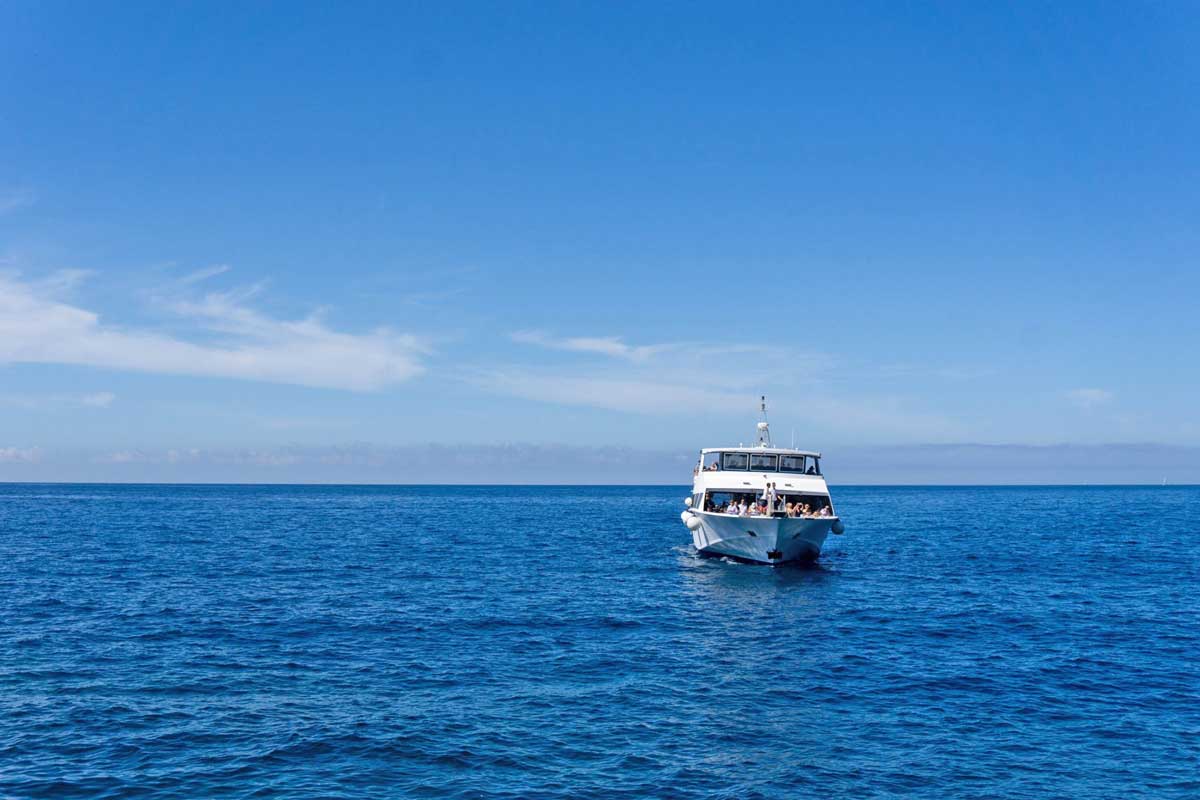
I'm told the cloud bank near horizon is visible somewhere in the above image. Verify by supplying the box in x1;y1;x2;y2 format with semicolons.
1;442;1197;485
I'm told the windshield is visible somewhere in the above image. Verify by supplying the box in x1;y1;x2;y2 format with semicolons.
721;452;749;470
749;453;777;471
779;455;807;473
779;454;821;474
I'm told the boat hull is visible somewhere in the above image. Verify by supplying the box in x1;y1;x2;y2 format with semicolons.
689;512;832;564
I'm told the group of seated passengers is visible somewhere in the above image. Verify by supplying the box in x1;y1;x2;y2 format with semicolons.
706;496;832;518
785;500;832;518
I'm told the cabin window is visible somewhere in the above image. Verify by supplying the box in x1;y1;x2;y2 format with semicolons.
721;452;749;470
704;491;735;511
779;455;808;473
749;453;778;471
700;452;722;471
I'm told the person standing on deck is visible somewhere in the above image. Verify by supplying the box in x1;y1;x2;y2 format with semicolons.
764;481;778;516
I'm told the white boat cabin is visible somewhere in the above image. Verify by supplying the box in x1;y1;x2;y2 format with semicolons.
690;447;835;519
696;448;822;476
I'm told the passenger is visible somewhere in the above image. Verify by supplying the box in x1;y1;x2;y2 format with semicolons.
806;465;816;474
819;505;832;517
784;501;794;517
765;482;778;515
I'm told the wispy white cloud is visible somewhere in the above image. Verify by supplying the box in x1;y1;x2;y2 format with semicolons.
0;270;428;391
178;264;231;285
878;361;997;381
472;334;802;416
539;373;955;438
31;268;91;294
0;188;34;216
1065;388;1114;410
0;391;117;409
511;330;678;362
468;362;962;440
472;369;754;414
92;449;145;464
0;446;40;463
475;326;961;439
80;391;116;408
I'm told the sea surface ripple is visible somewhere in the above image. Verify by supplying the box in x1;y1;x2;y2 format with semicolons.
1;484;1198;798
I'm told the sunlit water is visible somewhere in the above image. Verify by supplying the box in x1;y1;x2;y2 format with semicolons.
1;484;1197;798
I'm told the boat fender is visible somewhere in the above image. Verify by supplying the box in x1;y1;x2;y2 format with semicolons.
831;519;845;535
685;514;702;531
680;510;692;525
684;496;693;507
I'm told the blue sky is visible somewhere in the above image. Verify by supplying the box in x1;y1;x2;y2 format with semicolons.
2;2;1198;482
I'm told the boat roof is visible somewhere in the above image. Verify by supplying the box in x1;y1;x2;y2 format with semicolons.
701;446;822;457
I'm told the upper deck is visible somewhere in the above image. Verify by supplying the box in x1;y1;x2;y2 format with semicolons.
693;397;829;492
696;448;823;475
692;447;828;492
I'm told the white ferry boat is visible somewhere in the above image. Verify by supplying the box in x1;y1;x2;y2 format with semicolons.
680;398;844;564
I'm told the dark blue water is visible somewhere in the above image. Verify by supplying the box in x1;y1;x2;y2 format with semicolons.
1;484;1197;799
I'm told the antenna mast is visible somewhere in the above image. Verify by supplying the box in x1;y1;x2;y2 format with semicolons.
756;395;772;447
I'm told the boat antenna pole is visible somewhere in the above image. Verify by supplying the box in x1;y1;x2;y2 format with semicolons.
756;395;772;447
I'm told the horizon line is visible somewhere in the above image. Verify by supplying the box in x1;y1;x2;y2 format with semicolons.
1;481;1194;488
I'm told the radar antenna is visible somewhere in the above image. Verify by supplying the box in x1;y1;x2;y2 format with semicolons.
756;395;772;447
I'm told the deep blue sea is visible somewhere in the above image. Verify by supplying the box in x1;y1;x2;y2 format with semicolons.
1;484;1197;799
